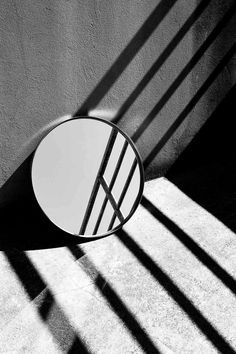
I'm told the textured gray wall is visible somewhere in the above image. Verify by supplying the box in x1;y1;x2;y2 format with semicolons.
0;0;235;186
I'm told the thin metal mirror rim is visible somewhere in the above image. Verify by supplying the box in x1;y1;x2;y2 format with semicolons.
31;116;145;238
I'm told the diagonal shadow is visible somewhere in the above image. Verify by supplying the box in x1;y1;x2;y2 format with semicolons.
3;249;92;353
115;229;236;353
112;0;213;124
73;0;178;116
141;196;236;297
167;83;236;235
129;3;236;145
68;244;160;353
143;42;236;170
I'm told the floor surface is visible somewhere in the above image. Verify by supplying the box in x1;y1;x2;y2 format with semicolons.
1;177;236;353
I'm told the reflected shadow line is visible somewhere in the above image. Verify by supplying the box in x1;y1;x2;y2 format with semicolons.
143;42;236;169
141;196;236;297
74;0;178;116
116;229;235;353
4;250;92;354
68;245;160;354
113;0;213;124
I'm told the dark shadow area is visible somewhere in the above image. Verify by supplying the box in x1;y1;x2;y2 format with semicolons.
73;0;178;116
0;154;102;250
4;249;92;353
112;0;213;124
68;245;160;353
143;42;236;171
116;229;236;353
141;196;236;297
167;83;236;234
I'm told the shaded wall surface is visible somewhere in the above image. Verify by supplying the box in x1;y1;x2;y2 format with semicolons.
0;0;235;186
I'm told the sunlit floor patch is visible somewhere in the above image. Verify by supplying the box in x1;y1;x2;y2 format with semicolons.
143;177;236;271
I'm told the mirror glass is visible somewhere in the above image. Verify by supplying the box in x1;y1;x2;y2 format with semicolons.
31;117;144;237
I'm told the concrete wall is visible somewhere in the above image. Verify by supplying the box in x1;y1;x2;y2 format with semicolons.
0;0;235;186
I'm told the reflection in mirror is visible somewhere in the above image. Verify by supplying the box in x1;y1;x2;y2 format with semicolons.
31;117;144;237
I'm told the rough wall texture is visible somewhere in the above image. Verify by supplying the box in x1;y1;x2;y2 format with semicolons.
0;0;235;186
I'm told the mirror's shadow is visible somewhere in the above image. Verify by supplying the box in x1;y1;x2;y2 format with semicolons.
0;154;104;251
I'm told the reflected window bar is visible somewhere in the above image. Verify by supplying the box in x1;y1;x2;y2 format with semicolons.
79;128;137;235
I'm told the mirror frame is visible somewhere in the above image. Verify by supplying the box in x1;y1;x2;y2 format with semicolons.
31;116;144;238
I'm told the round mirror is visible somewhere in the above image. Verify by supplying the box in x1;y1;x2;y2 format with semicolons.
31;116;144;237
